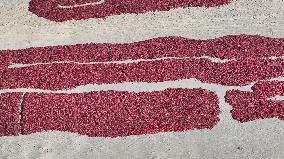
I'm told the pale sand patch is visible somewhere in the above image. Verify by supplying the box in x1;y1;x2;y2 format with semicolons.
0;0;283;50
